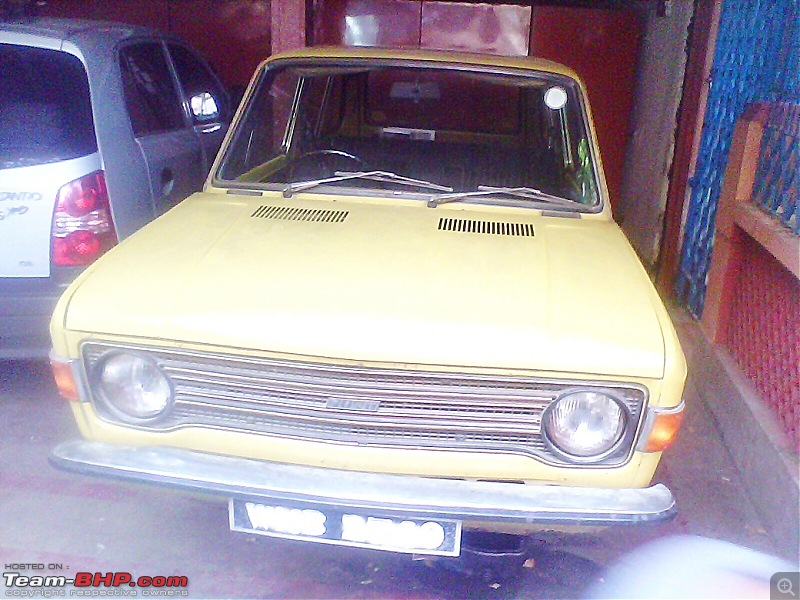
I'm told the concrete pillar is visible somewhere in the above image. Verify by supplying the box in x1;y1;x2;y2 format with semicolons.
271;0;307;55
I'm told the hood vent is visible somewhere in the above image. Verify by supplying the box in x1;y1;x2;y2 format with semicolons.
438;217;534;237
252;205;348;223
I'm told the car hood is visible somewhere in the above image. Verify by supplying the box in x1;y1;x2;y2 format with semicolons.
61;193;667;378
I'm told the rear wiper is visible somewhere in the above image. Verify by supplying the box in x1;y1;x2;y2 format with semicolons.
427;186;581;208
283;170;453;198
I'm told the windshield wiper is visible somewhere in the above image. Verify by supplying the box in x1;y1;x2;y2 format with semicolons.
283;170;453;197
427;186;582;208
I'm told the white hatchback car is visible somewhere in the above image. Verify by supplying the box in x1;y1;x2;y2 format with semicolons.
0;17;230;358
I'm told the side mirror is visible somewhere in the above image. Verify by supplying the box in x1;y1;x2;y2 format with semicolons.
190;91;219;121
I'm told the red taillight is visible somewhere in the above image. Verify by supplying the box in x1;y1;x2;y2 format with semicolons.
53;230;102;264
64;182;99;215
51;171;117;266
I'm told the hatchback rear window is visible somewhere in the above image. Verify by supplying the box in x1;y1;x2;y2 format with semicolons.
0;44;97;169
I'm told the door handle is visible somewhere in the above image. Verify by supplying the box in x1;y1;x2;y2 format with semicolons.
160;167;175;197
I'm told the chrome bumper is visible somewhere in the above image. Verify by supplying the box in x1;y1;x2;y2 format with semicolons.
51;440;675;526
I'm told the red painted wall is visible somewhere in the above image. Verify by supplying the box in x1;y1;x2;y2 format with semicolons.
724;235;800;451
530;7;643;213
35;0;270;95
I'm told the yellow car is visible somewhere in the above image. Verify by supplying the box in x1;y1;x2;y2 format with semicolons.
49;46;686;558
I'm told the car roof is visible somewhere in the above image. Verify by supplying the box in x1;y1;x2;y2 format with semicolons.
0;16;165;48
268;45;581;81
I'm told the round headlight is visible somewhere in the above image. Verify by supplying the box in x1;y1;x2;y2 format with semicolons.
97;353;172;421
542;390;627;460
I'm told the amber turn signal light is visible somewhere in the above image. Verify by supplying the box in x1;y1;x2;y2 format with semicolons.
50;355;79;402
643;404;685;452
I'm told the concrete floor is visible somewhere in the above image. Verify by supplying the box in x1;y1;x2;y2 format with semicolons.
1;308;796;599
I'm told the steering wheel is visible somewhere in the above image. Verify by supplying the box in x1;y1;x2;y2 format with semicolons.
289;149;365;180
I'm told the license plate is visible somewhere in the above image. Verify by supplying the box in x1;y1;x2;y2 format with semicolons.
229;498;462;556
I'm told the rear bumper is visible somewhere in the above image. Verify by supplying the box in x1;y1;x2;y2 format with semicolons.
51;439;676;528
0;271;80;359
0;284;59;359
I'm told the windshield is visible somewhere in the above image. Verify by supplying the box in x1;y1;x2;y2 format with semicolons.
216;59;601;209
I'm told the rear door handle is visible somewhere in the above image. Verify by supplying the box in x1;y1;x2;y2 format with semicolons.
160;167;175;197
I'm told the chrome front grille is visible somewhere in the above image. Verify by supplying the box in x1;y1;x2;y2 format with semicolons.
81;343;647;465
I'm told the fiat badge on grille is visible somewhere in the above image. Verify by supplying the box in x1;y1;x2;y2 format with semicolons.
326;397;381;412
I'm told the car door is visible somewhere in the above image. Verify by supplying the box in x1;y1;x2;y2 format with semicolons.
119;40;205;216
166;42;230;175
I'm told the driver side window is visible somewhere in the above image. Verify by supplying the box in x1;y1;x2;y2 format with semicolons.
290;75;344;155
120;42;184;138
167;43;228;125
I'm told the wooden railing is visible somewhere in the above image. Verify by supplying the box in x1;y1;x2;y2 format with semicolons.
701;102;800;451
702;103;800;340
